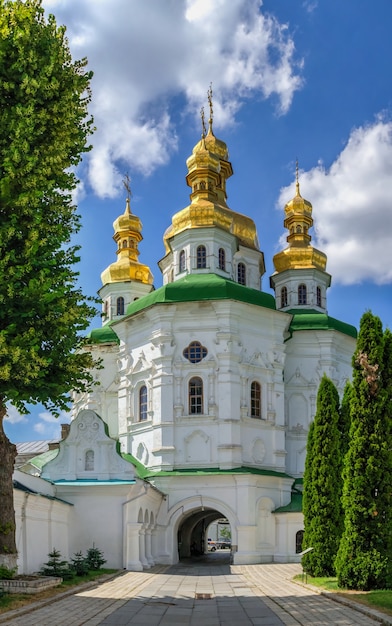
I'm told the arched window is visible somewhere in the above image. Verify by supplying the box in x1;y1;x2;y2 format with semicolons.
238;262;246;285
218;248;226;271
189;377;203;414
281;286;288;308
296;530;304;554
85;450;94;471
179;249;186;273
298;284;307;305
196;245;206;269
139;385;148;421
316;286;322;307
251;381;261;418
116;296;125;316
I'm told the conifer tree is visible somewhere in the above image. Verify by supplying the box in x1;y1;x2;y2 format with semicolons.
0;0;96;568
338;381;352;460
302;374;342;576
336;313;392;590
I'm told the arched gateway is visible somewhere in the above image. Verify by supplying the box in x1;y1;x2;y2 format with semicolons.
173;498;236;562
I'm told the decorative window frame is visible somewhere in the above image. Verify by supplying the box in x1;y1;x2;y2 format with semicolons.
179;249;186;273
298;283;307;305
188;375;204;415
196;245;207;269
183;340;208;363
250;380;262;419
116;296;125;316
139;384;148;421
237;262;246;286
281;286;288;308
316;285;322;307
218;247;226;271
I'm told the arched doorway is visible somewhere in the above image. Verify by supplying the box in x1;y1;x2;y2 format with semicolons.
177;507;231;561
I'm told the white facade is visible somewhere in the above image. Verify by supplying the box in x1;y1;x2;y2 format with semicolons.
14;121;357;574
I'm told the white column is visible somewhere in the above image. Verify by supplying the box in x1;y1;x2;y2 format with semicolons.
139;528;150;569
145;528;155;566
124;523;143;571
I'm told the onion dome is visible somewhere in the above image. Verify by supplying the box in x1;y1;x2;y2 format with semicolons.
272;166;327;273
163;89;259;253
101;195;154;286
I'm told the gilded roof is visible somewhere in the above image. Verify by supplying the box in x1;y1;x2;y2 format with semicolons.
163;124;259;253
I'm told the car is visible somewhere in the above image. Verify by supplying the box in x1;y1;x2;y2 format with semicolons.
207;540;217;552
218;541;231;549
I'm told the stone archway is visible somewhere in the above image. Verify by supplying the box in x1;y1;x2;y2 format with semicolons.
177;507;224;559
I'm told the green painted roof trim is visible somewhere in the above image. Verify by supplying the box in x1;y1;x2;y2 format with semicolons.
287;309;357;339
27;448;59;470
87;323;120;345
124;273;276;318
274;492;303;513
13;480;73;505
121;454;293;480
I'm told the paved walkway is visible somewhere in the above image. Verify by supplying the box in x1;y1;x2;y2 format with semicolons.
2;557;392;625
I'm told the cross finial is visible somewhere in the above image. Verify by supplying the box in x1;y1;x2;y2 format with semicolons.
123;173;132;202
207;82;213;131
295;159;300;196
200;106;207;138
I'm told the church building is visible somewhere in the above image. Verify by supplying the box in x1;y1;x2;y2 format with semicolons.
14;104;357;573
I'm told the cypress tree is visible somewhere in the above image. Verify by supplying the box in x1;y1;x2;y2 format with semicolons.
302;374;342;576
339;381;352;460
336;312;392;590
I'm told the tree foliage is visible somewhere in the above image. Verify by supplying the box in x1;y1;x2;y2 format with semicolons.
302;374;343;576
0;0;96;562
335;312;392;590
338;381;352;460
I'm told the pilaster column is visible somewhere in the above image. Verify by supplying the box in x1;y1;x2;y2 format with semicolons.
145;528;155;566
124;523;143;571
139;528;150;569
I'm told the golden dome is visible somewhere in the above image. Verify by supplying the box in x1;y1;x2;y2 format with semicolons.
101;196;154;286
272;172;327;273
163;106;259;253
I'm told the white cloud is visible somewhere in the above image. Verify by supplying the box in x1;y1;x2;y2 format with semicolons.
33;410;71;439
277;117;392;285
4;405;28;425
43;0;302;197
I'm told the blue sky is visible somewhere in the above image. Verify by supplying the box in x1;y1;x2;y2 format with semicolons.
4;0;392;443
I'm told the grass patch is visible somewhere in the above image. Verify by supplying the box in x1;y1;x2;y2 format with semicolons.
294;574;392;617
0;569;119;615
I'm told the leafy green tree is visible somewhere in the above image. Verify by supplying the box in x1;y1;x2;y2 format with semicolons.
0;0;96;568
336;312;392;590
302;375;342;576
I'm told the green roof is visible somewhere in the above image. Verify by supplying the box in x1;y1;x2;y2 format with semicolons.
274;492;303;513
87;323;119;345
287;309;357;339
124;273;276;318
121;454;293;481
27;448;59;470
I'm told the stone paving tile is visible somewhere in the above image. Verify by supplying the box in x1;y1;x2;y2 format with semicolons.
3;561;392;625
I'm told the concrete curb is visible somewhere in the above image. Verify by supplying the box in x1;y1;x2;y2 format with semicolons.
294;579;392;625
0;570;124;623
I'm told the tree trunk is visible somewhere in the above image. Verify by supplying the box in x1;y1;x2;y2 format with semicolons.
0;398;18;570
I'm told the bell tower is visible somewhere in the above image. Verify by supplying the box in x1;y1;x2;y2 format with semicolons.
270;164;331;312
